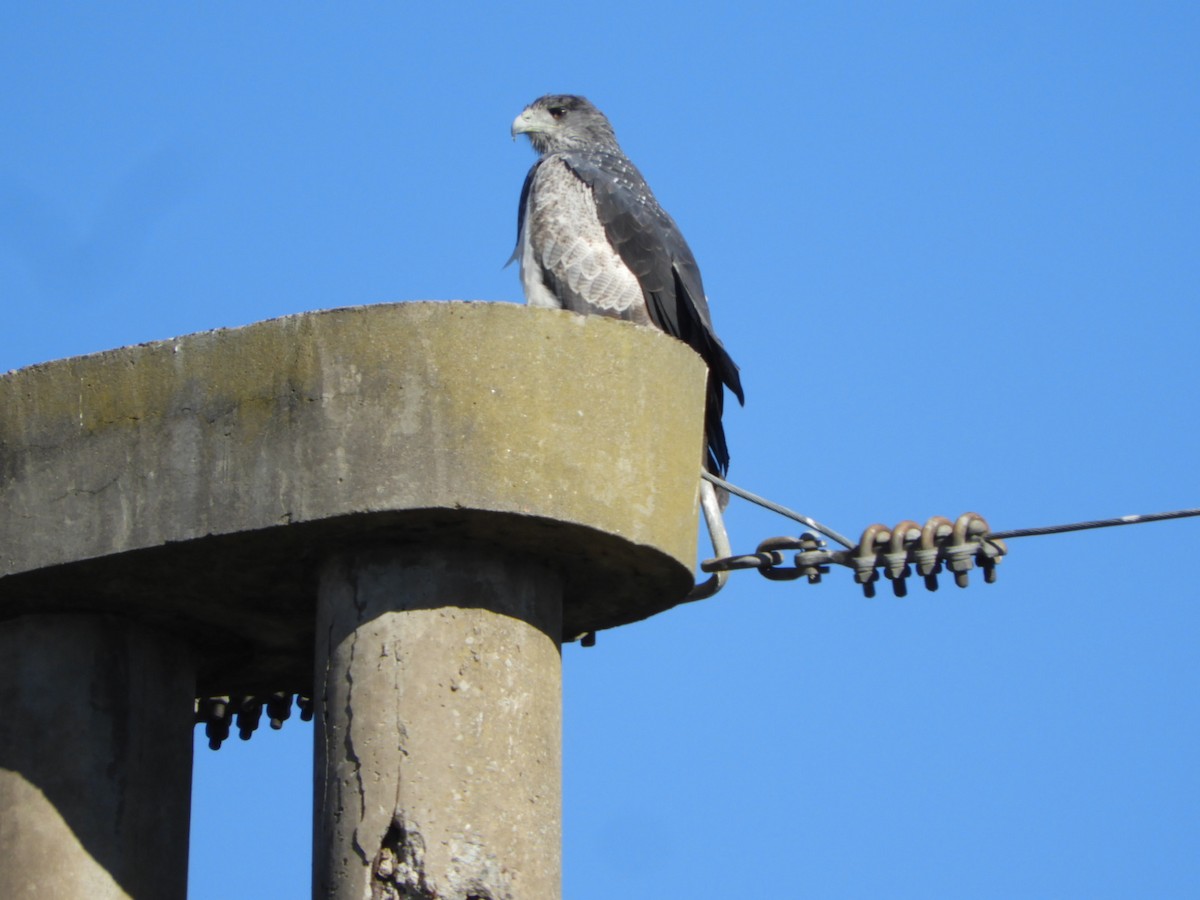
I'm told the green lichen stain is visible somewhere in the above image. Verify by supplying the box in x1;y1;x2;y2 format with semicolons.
0;302;704;570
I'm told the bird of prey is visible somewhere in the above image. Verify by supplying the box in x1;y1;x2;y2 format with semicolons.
509;94;744;479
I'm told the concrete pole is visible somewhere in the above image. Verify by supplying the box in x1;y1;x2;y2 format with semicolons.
314;545;563;900
0;614;195;900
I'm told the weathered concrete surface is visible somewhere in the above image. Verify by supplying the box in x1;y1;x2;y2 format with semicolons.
0;302;707;693
0;614;195;899
314;546;562;900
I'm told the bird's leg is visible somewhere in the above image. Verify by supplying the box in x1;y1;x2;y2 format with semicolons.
685;476;732;602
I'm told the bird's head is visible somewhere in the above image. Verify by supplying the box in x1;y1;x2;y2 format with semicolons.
512;95;620;155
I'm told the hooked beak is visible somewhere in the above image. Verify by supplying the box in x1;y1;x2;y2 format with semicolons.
511;107;550;140
511;109;533;140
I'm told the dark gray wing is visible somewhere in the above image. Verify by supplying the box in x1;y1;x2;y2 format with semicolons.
561;150;744;473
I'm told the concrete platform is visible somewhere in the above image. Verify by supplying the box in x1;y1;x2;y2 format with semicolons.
0;301;707;695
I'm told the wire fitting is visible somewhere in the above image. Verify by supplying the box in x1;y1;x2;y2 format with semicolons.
195;691;313;750
701;512;1008;597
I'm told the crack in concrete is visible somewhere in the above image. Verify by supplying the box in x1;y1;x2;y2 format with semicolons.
346;567;369;867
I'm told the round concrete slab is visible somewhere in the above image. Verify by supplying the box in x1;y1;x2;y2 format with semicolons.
0;302;707;693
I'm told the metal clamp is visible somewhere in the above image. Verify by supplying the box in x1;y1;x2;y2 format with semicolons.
701;512;1008;598
194;691;313;750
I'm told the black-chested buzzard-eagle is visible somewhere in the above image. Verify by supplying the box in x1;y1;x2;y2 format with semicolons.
510;94;744;477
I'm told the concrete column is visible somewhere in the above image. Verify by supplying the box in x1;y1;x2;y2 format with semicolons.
314;544;563;900
0;615;195;900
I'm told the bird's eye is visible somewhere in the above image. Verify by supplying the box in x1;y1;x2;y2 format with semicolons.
547;107;567;120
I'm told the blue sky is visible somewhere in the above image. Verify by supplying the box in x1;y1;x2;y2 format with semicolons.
3;3;1198;897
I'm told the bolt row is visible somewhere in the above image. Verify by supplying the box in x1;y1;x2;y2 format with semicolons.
702;512;1007;597
194;692;314;750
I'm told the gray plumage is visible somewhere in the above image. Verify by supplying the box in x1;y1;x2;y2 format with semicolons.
510;94;744;475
